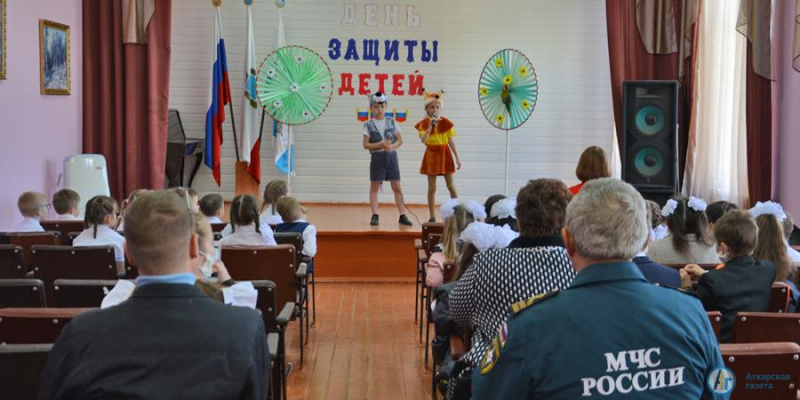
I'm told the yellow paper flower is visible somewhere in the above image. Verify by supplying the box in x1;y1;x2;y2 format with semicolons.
521;99;531;110
495;114;505;124
502;75;512;85
494;58;503;68
479;87;489;96
519;66;528;76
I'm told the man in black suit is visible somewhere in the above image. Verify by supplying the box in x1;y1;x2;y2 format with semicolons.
38;190;270;400
685;210;776;343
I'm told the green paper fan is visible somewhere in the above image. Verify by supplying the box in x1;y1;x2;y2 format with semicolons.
478;49;538;130
255;45;334;126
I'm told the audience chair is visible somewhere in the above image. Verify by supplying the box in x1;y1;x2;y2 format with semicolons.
665;263;720;271
7;232;60;267
210;222;227;233
418;223;443;341
0;245;26;279
221;245;309;365
0;232;9;245
733;312;800;345
0;344;53;400
251;280;294;400
40;221;85;245
708;311;723;342
0;307;92;344
768;282;793;313
719;342;800;400
53;279;119;308
67;231;81;246
31;245;119;305
275;232;313;331
0;279;46;308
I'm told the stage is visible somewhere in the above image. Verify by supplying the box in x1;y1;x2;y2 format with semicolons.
298;203;429;282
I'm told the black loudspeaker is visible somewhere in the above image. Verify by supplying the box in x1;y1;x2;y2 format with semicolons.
622;81;679;197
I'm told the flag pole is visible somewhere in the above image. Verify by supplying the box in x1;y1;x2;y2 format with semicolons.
213;0;240;163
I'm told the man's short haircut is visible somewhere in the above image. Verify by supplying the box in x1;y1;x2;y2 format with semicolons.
565;178;648;260
276;197;302;223
706;201;738;224
713;210;757;256
52;189;81;214
516;179;572;237
782;212;795;242
18;191;47;217
124;190;194;274
199;194;224;217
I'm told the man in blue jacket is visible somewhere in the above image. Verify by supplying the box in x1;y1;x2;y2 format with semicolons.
472;179;730;399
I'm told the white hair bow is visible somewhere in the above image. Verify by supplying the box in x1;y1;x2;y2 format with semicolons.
687;196;707;212
491;198;516;219
440;198;461;220
661;199;678;217
749;201;786;222
460;222;519;252
463;199;487;221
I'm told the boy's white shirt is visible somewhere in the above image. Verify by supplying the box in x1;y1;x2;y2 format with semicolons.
100;279;257;309
73;225;127;262
14;217;44;232
294;219;317;258
56;214;80;221
206;216;223;224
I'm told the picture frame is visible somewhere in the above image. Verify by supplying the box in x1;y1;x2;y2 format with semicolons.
0;0;6;80
39;19;70;95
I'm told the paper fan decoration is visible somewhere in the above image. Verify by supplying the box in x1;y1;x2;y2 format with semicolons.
478;49;538;130
255;45;333;126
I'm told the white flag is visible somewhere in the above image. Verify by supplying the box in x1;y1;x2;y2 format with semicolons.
272;9;294;175
239;0;261;182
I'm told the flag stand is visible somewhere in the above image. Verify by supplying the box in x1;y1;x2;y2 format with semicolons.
504;129;510;196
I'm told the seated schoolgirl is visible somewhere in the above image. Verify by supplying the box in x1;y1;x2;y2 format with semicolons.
73;195;126;274
219;194;277;248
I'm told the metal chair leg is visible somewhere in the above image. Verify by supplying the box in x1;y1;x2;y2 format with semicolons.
425;294;432;367
415;261;421;324
298;306;304;366
311;270;316;326
418;285;426;342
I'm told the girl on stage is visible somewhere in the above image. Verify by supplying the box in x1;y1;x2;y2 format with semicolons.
415;90;462;222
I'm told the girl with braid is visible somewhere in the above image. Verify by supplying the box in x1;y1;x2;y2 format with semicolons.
219;194;277;248
260;180;289;226
73;195;126;274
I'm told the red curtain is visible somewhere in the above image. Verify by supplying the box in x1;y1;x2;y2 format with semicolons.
82;0;172;201
745;42;773;203
606;0;697;189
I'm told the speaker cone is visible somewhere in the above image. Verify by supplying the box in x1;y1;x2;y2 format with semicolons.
634;105;665;136
633;146;665;178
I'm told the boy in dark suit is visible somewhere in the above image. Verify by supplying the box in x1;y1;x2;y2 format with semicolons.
684;209;776;343
38;190;270;400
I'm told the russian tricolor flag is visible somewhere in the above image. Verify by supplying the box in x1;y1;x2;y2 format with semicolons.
205;6;232;186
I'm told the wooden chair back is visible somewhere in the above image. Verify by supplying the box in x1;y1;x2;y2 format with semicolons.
8;232;60;267
210;222;227;233
0;307;93;344
665;263;720;271
31;245;119;304
0;279;46;308
421;223;444;258
708;311;723;342
768;282;792;313
734;312;800;344
719;342;800;399
251;280;280;331
442;260;459;284
275;232;304;267
0;344;53;400
221;245;298;309
40;221;85;245
53;279;119;308
0;244;26;279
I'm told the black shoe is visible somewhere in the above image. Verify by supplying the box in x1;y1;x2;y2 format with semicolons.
428;217;436;223
399;214;413;226
370;214;379;226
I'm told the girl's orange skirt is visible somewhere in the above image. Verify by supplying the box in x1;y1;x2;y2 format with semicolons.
420;145;455;176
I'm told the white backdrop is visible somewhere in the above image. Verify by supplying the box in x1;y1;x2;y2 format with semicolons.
169;0;614;203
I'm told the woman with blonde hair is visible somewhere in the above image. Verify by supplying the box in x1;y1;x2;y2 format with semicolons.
569;146;611;195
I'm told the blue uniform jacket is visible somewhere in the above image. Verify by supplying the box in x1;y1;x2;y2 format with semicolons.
472;261;729;400
632;255;682;287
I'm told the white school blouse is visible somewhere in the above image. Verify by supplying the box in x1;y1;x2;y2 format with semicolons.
206;216;223;224
73;225;127;262
219;223;277;247
14;217;44;232
260;211;284;226
100;279;257;309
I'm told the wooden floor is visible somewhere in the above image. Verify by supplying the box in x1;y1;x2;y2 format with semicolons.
306;203;433;234
283;282;432;400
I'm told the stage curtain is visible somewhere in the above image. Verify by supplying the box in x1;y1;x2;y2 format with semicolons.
606;0;699;190
82;0;172;201
682;0;749;206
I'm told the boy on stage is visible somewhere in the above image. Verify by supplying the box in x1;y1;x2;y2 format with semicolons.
362;92;413;226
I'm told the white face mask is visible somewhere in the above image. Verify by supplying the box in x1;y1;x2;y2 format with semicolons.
716;245;729;263
198;251;216;279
